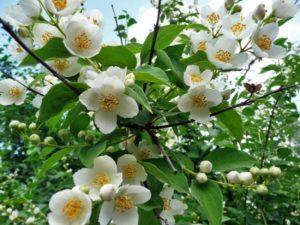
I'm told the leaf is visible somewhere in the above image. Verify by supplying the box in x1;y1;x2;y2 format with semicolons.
138;194;163;211
38;147;74;178
186;23;210;31
70;113;91;135
126;84;152;113
138;209;161;225
93;46;137;69
212;102;244;141
134;66;170;85
204;148;257;172
61;103;85;129
277;147;292;159
89;202;101;225
190;181;223;225
37;83;87;125
79;142;107;167
181;51;216;70
141;25;186;63
21;38;72;66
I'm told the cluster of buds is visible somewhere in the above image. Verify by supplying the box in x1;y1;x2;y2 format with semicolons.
9;120;27;132
196;160;213;184
250;166;282;178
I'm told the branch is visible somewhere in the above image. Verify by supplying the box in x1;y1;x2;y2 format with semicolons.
111;5;124;46
149;83;299;129
0;18;81;95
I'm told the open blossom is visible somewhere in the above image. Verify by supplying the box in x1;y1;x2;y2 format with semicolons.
8;38;33;61
73;155;123;201
190;31;212;53
183;65;212;87
117;154;147;184
46;57;81;77
48;189;92;225
178;85;223;123
44;0;82;16
99;185;151;225
0;79;26;106
127;140;160;160
252;23;286;59
78;66;99;83
222;13;257;40
272;0;300;18
200;5;226;28
159;187;188;225
79;75;138;134
207;36;249;69
32;23;63;47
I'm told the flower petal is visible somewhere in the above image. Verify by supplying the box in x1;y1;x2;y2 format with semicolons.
178;94;193;113
116;95;139;118
118;185;151;205
94;155;118;174
94;110;118;134
79;88;100;111
99;201;114;225
268;45;286;59
113;208;139;225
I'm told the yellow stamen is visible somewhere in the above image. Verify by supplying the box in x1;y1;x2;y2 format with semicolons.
53;59;70;72
92;173;111;187
8;87;22;97
231;22;246;36
52;0;67;11
42;32;54;44
215;50;232;63
74;32;92;51
16;45;23;53
190;73;204;83
122;164;138;180
63;199;83;220
192;94;207;108
256;35;272;51
115;196;134;213
198;41;207;51
163;198;171;211
207;12;220;26
138;149;151;160
99;94;119;112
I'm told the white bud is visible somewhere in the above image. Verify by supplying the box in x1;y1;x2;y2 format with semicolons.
6;208;12;214
26;217;35;224
9;120;20;129
239;172;254;186
256;184;268;195
269;166;282;177
259;168;269;176
250;166;260;175
33;207;40;214
18;123;27;131
227;171;240;184
196;173;208;184
44;136;56;145
199;161;213;173
100;184;116;201
29;134;40;144
78;130;86;139
29;123;37;130
125;73;135;87
9;210;18;221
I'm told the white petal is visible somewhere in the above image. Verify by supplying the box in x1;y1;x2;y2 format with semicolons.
124;185;151;205
99;201;114;225
268;45;286;59
160;211;175;225
178;94;193;112
116;95;139;118
73;168;95;187
117;154;137;168
252;42;268;58
79;88;100;111
204;89;223;106
190;108;211;123
170;199;187;215
48;213;69;225
259;23;279;41
94;110;117;134
159;187;174;199
230;52;249;68
103;66;127;82
113;208;139;225
94;155;118;174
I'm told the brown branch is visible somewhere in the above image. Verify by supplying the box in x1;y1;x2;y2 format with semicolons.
0;18;81;95
111;5;124;46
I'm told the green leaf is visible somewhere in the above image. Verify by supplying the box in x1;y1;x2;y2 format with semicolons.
141;25;186;63
190;181;223;225
38;147;74;178
21;38;72;66
61;103;85;129
89;202;101;225
134;66;170;85
204;148;256;172
126;84;152;113
138;209;161;225
37;83;87;125
186;23;210;31
93;46;137;69
277;147;292;159
212;102;244;141
181;51;216;70
79;142;107;167
138;194;163;211
70;113;91;135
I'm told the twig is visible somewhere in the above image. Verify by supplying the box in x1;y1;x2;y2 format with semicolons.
0;18;80;95
111;5;124;46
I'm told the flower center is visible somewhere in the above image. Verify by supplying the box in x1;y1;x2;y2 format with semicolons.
8;87;22;98
42;32;54;44
92;173;111;187
63;199;83;220
115;196;134;213
74;32;92;51
122;164;138;180
206;12;220;25
52;0;67;11
198;41;207;51
138;149;151;160
190;73;204;83
53;59;70;72
192;94;207;108
256;35;272;51
163;198;171;211
215;50;232;63
231;22;246;36
99;94;119;112
16;44;23;53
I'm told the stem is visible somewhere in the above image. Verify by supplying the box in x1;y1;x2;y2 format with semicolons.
111;5;124;46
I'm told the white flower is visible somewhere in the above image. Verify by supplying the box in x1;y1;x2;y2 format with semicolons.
196;173;208;184
73;155;123;201
178;85;222;123
207;36;249;69
26;217;35;224
33;207;40;214
272;0;300;18
199;160;212;173
79;75;138;134
222;13;257;40
0;79;26;106
226;171;240;184
44;0;82;16
9;210;18;221
127;140;160;160
8;38;33;61
78;66;98;83
200;5;227;28
84;9;104;28
252;23;286;59
93;66;126;83
159;187;187;225
117;154;147;185
238;172;254;186
63;21;103;58
183;65;213;87
190;31;212;53
46;57;81;77
48;189;92;225
99;185;151;225
32;23;63;47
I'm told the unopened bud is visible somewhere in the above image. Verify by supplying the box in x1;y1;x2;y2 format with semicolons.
58;129;70;141
227;171;240;184
222;90;232;100
125;73;135;87
85;133;95;143
106;146;115;153
80;185;90;194
254;4;266;21
100;184;116;201
26;217;35;224
239;172;254;186
29;134;40;144
232;5;242;13
196;172;208;184
9;120;20;129
250;166;260;175
18;123;27;131
29;123;37;130
44;136;56;145
199;160;213;173
18;27;30;38
225;0;235;10
256;184;268;195
259;168;269;176
78;130;86;139
269;166;282;177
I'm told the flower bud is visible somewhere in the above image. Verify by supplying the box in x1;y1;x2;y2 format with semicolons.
9;120;20;130
80;185;90;194
196;173;208;184
100;184;116;201
29;123;37;130
227;171;240;184
225;0;235;10
222;90;232;100
250;166;260;175
44;136;57;145
259;168;269;176
199;160;213;173
85;133;95;143
269;166;282;177
239;172;254;186
106;146;115;153
78;130;86;139
18;123;27;132
18;27;30;38
58;129;70;141
26;217;35;224
29;134;40;144
232;5;242;14
256;184;268;195
6;208;12;214
33;207;40;214
125;73;135;87
254;4;266;20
